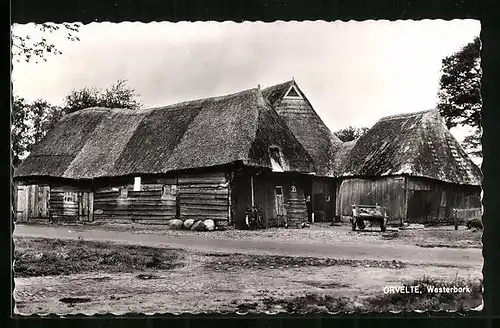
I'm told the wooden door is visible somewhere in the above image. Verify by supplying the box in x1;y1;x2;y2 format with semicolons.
407;190;442;224
37;186;49;218
16;186;29;222
313;193;324;222
275;186;285;216
324;183;335;221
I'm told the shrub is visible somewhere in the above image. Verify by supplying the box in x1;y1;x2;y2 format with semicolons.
466;217;483;230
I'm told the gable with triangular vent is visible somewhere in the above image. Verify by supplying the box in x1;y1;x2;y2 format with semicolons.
284;85;303;99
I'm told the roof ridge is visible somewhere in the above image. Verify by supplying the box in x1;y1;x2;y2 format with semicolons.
70;88;261;115
378;109;436;122
261;79;294;90
146;87;259;111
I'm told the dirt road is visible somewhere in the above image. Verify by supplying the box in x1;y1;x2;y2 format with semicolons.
14;224;483;268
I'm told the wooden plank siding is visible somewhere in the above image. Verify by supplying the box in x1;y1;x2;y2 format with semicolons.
336;177;406;225
406;176;481;224
336;176;481;225
50;187;78;218
178;172;229;227
93;184;177;223
231;172;309;228
15;184;50;222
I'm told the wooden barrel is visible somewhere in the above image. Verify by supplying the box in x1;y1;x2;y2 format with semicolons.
286;186;308;228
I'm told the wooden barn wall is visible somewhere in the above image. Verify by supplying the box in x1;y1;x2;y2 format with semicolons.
17;173;231;225
406;177;481;224
49;186;94;222
177;172;229;227
15;184;50;222
335;177;406;224
50;186;79;219
93;176;178;224
231;172;308;228
336;176;481;225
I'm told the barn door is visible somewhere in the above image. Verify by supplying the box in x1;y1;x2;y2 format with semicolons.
313;193;325;222
16;186;29;222
37;186;49;218
275;186;285;216
407;190;442;224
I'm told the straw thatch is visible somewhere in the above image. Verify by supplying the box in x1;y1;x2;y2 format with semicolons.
330;139;357;175
262;80;342;177
342;110;482;186
14;88;315;180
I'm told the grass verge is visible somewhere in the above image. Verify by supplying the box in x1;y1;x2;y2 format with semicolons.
251;277;482;313
203;252;468;271
364;276;482;312
14;237;184;277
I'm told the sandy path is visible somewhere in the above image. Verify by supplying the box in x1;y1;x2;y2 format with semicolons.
14;224;483;268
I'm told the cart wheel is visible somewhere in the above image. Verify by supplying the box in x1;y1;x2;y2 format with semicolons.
245;214;251;230
380;218;387;232
358;219;366;230
351;218;356;231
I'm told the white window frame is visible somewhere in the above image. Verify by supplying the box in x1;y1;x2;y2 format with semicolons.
63;192;76;202
133;177;141;191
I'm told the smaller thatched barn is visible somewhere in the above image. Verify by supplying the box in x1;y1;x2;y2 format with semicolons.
14;87;315;228
262;80;343;222
336;110;482;225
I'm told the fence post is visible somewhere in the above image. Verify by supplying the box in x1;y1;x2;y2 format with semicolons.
88;192;94;222
454;209;458;230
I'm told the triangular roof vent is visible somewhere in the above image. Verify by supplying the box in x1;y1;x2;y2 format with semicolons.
284;85;302;99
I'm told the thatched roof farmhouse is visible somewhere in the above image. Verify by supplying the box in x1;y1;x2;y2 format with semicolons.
15;87;314;180
342;110;481;186
262;80;343;177
14;80;482;228
336;110;482;225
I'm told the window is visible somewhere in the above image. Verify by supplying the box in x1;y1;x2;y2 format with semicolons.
63;192;76;202
275;186;283;195
133;177;141;191
269;146;284;172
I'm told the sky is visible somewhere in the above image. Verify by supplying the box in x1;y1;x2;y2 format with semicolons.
11;20;480;140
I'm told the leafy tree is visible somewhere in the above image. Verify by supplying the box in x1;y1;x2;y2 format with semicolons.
437;37;481;158
11;96;31;166
334;126;369;142
11;97;64;166
64;79;142;113
12;80;142;166
12;23;81;63
11;22;81;165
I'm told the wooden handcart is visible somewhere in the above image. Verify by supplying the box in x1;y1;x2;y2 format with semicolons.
351;204;388;232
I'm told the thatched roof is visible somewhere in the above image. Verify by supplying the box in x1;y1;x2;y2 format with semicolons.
262;80;343;177
14;88;315;180
331;140;357;175
342;110;482;186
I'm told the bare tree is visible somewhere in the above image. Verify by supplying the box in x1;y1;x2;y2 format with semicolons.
11;23;81;63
